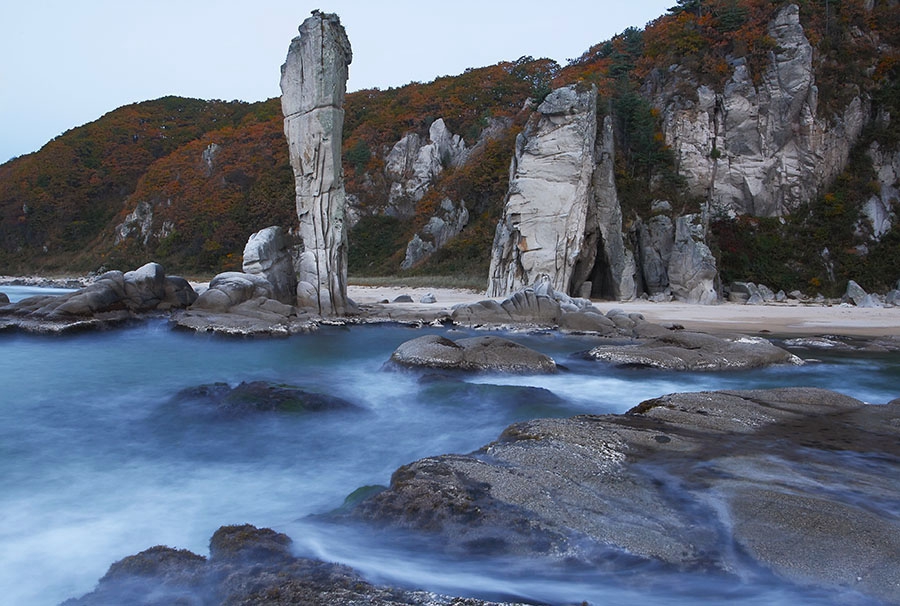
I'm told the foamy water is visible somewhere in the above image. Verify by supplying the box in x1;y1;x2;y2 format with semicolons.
0;312;897;604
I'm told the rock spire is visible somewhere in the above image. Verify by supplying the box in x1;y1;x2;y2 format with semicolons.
280;11;353;315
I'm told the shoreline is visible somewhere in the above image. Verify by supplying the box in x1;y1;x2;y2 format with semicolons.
2;278;898;339
348;285;900;338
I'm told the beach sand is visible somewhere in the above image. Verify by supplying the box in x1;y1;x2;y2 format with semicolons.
348;285;900;338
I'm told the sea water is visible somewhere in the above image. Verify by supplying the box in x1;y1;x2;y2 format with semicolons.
0;312;898;605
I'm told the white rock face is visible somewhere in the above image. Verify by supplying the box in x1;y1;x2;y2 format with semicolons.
654;4;867;217
384;118;469;217
280;11;353;316
667;215;718;304
242;226;297;305
860;142;900;240
400;197;469;270
488;85;599;296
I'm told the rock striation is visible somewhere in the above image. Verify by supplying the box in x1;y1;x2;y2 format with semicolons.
651;4;868;217
388;334;558;374
488;85;599;297
0;262;196;333
280;11;353;316
350;388;900;604
242;225;297;305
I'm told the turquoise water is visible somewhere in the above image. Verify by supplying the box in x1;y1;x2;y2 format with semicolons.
0;314;897;604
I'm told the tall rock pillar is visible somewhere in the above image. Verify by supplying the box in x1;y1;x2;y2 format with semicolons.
487;85;598;297
280;11;353;315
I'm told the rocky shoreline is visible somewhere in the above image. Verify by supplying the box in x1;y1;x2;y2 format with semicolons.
2;268;899;604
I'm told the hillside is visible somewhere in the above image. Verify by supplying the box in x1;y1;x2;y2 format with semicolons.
0;0;897;296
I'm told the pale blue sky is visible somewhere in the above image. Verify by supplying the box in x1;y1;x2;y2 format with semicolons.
0;0;673;162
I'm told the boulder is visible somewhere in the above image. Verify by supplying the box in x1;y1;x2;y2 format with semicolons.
122;262;167;311
583;331;801;371
242;226;297;304
420;293;437;304
64;524;516;606
667;215;717;304
844;280;868;306
0;263;197;332
349;388;900;603
172;381;358;415
192;272;274;312
0;292;8;304
388;334;557;374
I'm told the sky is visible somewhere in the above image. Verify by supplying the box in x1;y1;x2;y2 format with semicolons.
0;0;674;163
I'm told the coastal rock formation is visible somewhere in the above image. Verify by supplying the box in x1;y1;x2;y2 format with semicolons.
63;524;520;606
350;388;900;604
488;85;599;297
584;330;801;371
172;381;358;416
176;272;314;337
280;11;353;315
0;263;197;332
667;214;718;304
242;225;297;305
860;141;900;241
651;4;867;217
388;334;557;374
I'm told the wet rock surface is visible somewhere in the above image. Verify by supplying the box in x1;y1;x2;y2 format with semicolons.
63;524;521;606
584;330;802;370
349;387;900;603
172;381;359;416
388;334;558;374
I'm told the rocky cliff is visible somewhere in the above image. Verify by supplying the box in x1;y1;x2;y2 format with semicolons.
650;4;868;218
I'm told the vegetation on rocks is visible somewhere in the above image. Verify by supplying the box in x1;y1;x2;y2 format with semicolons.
0;0;897;293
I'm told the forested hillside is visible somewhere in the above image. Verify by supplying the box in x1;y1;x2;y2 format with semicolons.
1;0;897;295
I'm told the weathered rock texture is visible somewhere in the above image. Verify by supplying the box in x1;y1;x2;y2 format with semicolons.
487;86;717;304
651;4;867;217
388;334;558;374
351;388;900;604
63;524;521;606
488;85;599;297
860;141;900;241
280;11;353;315
242;226;297;305
0;262;196;333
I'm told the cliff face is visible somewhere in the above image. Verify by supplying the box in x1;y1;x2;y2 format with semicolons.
488;86;598;297
651;4;868;218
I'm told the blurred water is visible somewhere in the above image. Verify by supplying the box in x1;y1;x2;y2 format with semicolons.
0;319;897;605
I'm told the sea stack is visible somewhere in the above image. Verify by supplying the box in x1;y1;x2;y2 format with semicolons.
280;11;353;315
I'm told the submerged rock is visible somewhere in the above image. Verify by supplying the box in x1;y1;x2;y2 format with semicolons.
349;388;900;603
583;331;801;371
63;524;520;606
388;334;557;374
173;381;358;415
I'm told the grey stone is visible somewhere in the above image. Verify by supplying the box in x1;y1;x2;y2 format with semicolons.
388;334;557;374
281;11;352;316
845;280;868;306
419;293;437;304
242;226;297;305
392;295;414;303
0;292;8;304
349;387;900;603
488;85;598;297
667;215;717;304
584;331;800;371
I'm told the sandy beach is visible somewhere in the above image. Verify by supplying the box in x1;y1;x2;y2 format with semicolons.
348;285;900;338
